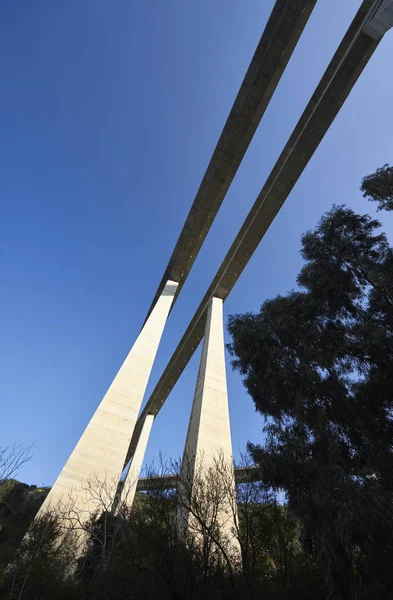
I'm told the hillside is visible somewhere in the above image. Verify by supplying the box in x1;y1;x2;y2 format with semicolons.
0;481;48;578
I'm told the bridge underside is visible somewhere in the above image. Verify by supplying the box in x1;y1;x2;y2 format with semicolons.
144;0;318;322
125;0;386;466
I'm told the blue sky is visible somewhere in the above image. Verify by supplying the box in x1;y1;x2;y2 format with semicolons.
1;0;393;486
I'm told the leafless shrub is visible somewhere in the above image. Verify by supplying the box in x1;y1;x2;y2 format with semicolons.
0;444;32;488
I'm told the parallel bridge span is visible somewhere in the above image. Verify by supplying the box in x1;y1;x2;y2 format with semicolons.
125;0;389;466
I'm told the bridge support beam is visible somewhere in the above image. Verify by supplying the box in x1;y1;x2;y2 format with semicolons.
120;414;154;510
178;297;239;553
37;280;178;526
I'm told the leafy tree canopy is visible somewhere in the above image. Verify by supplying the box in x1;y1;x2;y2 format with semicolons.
227;166;393;599
361;163;393;211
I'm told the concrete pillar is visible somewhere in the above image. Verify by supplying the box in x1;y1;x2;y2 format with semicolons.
178;297;239;553
38;280;178;526
120;414;154;511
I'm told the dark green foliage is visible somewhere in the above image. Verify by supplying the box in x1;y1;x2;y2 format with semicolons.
237;483;324;599
0;484;321;600
227;200;393;598
361;163;393;211
0;481;48;581
75;490;243;600
76;509;122;582
1;513;77;600
4;165;393;598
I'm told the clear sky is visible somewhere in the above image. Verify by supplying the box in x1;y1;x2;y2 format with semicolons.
1;0;392;486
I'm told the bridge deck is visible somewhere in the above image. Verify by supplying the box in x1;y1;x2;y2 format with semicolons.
125;0;383;467
144;0;317;323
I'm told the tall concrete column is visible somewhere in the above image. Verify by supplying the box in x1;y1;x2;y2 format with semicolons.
178;297;238;551
38;280;178;525
120;414;154;510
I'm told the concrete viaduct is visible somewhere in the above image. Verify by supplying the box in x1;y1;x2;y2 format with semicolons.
38;0;393;541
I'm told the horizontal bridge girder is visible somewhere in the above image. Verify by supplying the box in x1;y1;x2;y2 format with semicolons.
135;466;261;492
36;467;260;499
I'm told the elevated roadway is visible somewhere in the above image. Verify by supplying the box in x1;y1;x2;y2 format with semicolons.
125;0;392;467
144;0;317;322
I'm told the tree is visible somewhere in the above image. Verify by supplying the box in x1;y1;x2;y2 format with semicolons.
1;453;323;599
227;196;393;598
0;445;34;580
361;163;393;211
72;457;244;600
236;460;323;599
0;445;32;488
1;513;77;600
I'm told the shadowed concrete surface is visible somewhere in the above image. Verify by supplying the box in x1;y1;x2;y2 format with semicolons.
121;414;154;510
